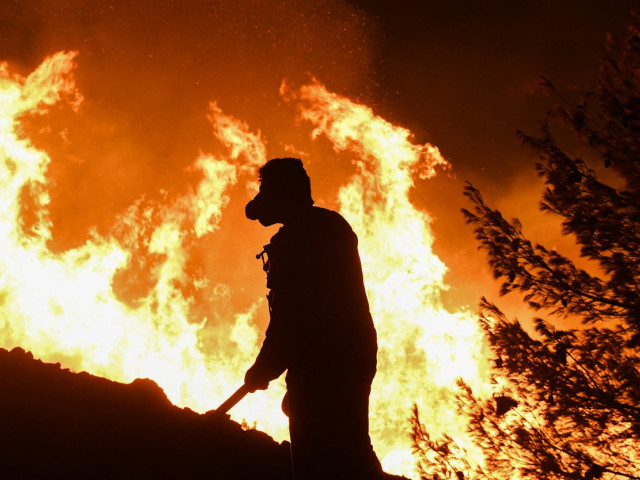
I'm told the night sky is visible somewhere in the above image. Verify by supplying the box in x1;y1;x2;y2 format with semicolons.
347;1;640;318
1;0;638;320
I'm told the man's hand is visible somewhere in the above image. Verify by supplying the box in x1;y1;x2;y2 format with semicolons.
244;366;269;392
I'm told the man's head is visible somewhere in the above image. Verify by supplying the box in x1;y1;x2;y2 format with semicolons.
245;157;314;226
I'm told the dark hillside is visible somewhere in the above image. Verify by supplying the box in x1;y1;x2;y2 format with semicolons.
0;347;291;479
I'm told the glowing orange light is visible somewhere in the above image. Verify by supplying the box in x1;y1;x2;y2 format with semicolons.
283;80;491;474
0;53;491;478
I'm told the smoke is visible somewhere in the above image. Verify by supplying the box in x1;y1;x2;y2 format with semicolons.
5;1;632;475
0;0;377;250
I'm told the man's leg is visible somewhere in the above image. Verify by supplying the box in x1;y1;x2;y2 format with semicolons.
287;381;383;480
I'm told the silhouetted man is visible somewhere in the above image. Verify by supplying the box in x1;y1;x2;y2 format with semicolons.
244;158;383;480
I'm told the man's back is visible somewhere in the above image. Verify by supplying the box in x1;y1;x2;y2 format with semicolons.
264;206;377;389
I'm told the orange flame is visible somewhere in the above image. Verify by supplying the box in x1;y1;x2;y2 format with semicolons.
0;51;284;430
0;53;490;478
283;81;491;473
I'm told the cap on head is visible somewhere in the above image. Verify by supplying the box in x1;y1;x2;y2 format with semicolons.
245;157;314;221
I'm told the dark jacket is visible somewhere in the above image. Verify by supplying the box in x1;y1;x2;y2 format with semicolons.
248;207;378;392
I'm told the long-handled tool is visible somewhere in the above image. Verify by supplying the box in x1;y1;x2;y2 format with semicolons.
215;384;250;414
205;384;251;419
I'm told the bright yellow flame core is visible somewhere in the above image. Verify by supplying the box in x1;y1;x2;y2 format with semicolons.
0;53;490;478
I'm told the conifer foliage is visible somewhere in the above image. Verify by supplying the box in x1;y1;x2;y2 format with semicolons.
412;16;640;480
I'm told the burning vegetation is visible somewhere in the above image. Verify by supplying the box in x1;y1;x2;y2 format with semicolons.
2;3;639;479
411;19;640;480
0;50;490;477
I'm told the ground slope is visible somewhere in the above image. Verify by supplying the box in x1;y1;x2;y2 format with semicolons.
0;347;291;479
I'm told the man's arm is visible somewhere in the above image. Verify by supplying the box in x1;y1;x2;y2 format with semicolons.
244;313;288;391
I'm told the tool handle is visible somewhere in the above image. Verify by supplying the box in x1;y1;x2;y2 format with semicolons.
215;384;250;414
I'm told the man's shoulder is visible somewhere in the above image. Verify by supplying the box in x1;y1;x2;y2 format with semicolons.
309;207;353;234
271;207;356;247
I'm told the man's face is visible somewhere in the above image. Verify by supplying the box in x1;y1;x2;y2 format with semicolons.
245;183;286;226
255;196;284;226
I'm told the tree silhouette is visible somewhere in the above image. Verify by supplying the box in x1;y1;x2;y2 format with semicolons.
411;15;640;480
